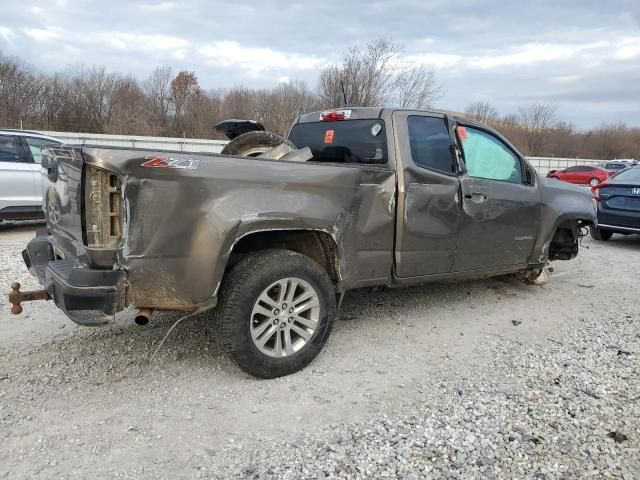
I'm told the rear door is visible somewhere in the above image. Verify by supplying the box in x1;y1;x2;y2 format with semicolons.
23;136;62;201
453;124;541;271
561;166;581;183
0;134;39;216
581;166;597;184
394;111;461;277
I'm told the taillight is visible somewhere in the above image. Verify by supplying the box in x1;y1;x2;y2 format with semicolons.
84;165;123;248
320;109;351;121
591;184;602;202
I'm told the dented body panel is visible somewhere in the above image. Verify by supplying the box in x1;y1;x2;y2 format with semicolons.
42;146;397;315
20;108;596;325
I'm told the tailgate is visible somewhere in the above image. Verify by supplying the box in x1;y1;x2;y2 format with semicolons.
41;145;86;261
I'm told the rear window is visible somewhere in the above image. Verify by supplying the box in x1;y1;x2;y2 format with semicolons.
408;116;454;173
613;167;640;182
288;119;387;165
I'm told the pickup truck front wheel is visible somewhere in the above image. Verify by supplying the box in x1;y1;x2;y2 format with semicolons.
217;249;336;378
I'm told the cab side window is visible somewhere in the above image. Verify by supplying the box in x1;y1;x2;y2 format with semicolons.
458;126;522;184
0;136;24;162
408;116;455;174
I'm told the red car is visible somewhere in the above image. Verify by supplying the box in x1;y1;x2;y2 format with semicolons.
547;165;614;187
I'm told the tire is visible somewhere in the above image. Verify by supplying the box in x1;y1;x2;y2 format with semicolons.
220;131;295;157
590;226;613;241
217;249;336;378
589;177;600;187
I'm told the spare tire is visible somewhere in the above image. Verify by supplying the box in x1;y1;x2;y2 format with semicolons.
221;131;296;157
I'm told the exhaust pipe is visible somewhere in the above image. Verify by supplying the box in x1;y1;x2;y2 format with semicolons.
135;308;153;325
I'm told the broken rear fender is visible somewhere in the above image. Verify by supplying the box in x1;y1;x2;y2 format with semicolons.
80;148;396;309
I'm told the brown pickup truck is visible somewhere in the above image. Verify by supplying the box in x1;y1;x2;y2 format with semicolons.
11;107;596;378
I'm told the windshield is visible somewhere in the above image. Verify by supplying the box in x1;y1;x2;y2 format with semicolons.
612;167;640;182
288;119;387;165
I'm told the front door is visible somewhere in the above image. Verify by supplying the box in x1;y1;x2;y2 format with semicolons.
394;112;461;277
453;124;541;271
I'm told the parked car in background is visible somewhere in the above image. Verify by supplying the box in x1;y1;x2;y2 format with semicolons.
590;166;640;240
0;130;62;221
547;165;613;187
597;160;637;173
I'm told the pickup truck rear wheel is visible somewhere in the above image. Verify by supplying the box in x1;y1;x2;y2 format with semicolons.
220;131;295;157
217;249;335;378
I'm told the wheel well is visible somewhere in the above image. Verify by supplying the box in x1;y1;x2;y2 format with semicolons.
228;230;341;285
549;219;582;260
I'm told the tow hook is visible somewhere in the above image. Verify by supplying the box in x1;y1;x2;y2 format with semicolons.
8;282;50;314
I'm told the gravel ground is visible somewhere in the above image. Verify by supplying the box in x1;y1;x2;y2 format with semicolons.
0;221;638;479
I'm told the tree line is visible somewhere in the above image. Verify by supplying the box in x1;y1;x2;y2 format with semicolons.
464;101;639;160
1;38;638;159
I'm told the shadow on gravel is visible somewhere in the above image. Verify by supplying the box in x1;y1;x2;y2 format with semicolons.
596;234;640;250
12;273;536;389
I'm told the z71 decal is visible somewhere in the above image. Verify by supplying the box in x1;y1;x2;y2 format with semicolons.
141;156;200;170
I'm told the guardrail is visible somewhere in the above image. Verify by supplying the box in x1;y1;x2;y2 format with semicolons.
35;130;227;154
525;157;604;176
35;130;611;175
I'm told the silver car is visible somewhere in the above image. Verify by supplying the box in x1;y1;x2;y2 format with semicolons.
0;130;62;221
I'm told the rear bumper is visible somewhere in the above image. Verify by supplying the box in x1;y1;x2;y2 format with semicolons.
23;234;126;326
597;223;640;233
597;208;640;234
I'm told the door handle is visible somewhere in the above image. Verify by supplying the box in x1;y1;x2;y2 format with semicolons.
464;192;488;202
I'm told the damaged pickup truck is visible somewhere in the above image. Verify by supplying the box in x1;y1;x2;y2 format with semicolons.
10;108;596;378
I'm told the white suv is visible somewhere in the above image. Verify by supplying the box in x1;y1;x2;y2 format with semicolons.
0;130;62;221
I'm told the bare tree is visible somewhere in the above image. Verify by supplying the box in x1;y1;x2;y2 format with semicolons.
318;38;439;108
255;81;321;135
519;102;558;156
4;50;640;160
0;53;42;128
143;66;173;130
107;75;154;135
545;122;581;158
221;86;257;120
465;101;498;124
395;66;440;109
170;71;199;119
584;122;633;160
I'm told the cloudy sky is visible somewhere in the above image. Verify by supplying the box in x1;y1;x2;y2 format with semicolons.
1;0;639;128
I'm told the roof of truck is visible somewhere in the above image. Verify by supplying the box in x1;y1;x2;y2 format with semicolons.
295;107;480;126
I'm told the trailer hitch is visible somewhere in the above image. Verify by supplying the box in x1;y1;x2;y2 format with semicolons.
8;282;50;314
